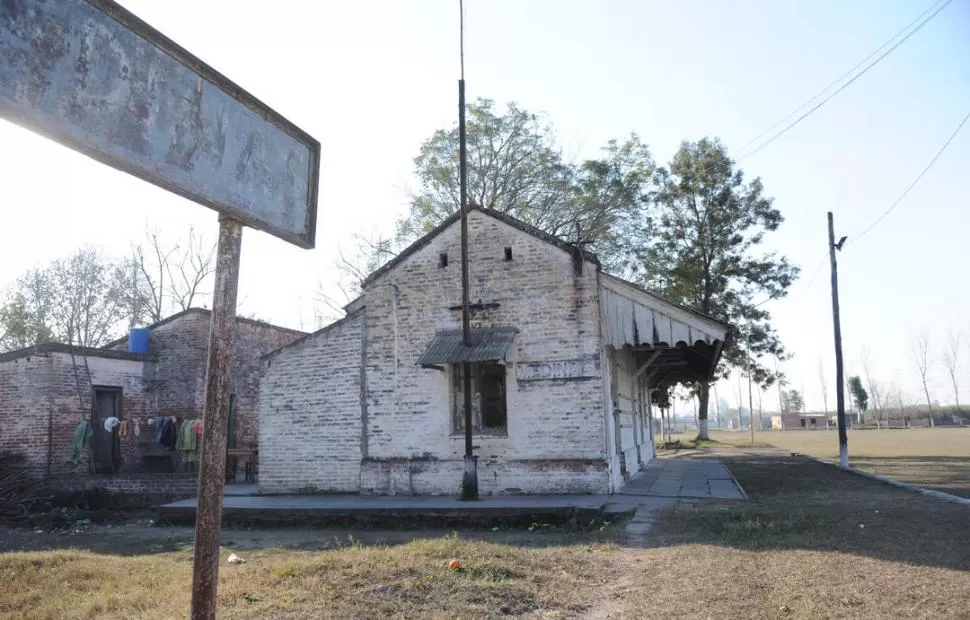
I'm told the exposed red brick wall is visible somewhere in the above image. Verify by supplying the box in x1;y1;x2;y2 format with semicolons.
0;354;55;475
0;309;303;495
48;473;198;497
109;309;305;448
0;351;149;477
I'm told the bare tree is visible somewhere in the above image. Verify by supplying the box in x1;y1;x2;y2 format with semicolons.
912;332;935;427
887;382;907;425
818;359;829;417
131;229;175;323
942;329;961;413
4;248;132;348
131;227;216;323
861;347;884;427
310;231;405;329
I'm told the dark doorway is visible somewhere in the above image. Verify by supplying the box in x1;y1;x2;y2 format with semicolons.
90;387;122;474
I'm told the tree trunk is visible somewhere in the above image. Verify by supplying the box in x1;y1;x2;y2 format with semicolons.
923;383;935;428
696;382;711;441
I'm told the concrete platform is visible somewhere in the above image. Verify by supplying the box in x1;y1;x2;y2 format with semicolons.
159;457;745;525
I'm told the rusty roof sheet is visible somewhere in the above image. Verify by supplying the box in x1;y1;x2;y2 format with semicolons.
417;327;518;367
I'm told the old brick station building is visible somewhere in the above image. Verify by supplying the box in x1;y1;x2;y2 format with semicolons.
0;309;304;495
258;208;730;496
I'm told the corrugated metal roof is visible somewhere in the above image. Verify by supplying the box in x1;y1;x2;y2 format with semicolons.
417;327;518;366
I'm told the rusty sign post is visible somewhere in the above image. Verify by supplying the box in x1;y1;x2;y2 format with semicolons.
190;215;243;617
1;2;320;618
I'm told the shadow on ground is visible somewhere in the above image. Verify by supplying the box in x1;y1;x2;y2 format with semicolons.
0;517;620;558
845;455;970;498
646;450;970;573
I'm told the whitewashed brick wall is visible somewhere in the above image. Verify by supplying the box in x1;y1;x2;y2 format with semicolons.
606;346;652;484
257;311;364;493
361;210;609;494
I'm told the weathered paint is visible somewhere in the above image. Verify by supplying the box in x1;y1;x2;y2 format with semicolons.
515;358;600;382
0;0;319;248
190;217;242;619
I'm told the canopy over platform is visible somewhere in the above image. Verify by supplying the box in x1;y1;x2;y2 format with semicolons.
599;274;731;387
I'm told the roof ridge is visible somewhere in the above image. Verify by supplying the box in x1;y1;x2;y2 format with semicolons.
361;206;600;288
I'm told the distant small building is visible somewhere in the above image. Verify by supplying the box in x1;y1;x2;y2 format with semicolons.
771;413;829;430
0;309;304;495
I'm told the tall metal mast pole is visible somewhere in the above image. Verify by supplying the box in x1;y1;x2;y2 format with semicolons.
458;0;478;500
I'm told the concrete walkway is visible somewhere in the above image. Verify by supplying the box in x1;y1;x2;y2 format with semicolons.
620;457;745;500
607;456;746;537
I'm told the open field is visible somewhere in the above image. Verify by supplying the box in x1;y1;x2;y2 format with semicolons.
2;450;969;619
709;427;970;498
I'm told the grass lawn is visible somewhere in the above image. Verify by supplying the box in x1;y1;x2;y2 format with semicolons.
1;451;968;618
709;427;970;498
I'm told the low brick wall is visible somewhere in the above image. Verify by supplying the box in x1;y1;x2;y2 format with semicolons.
359;458;609;496
48;473;199;497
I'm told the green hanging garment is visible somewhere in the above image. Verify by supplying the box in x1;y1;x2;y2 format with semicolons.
69;421;92;464
175;419;200;463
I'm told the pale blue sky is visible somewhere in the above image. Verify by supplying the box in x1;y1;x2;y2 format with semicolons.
1;0;967;412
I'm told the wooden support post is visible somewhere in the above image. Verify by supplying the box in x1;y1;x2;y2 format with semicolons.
190;216;243;619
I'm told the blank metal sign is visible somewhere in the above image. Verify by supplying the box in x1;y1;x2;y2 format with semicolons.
0;0;320;249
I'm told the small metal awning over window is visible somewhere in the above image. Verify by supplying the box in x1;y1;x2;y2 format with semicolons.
417;327;518;367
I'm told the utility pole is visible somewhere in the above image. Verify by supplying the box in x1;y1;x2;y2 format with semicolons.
774;357;783;417
747;331;755;446
457;0;477;501
828;212;849;467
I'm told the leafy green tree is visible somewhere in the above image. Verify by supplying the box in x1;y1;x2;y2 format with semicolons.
395;98;654;278
0;293;54;351
781;389;805;414
1;248;135;350
848;376;869;416
641;137;799;439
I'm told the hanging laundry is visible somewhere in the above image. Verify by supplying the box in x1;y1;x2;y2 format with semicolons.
118;420;131;438
134;419;141;437
69;421;92;464
192;419;203;437
176;419;200;463
156;417;177;449
103;416;121;433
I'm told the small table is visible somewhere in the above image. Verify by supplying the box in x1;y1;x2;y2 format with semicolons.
226;448;258;483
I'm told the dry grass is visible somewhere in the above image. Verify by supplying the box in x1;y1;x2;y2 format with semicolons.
0;535;622;619
629;452;970;619
710;427;970;498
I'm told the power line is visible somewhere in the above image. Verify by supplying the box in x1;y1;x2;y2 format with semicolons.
738;0;952;161
849;109;970;246
737;0;949;156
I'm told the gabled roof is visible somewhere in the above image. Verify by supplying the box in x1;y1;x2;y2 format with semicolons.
599;273;733;335
0;343;151;365
361;206;600;288
102;308;306;349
